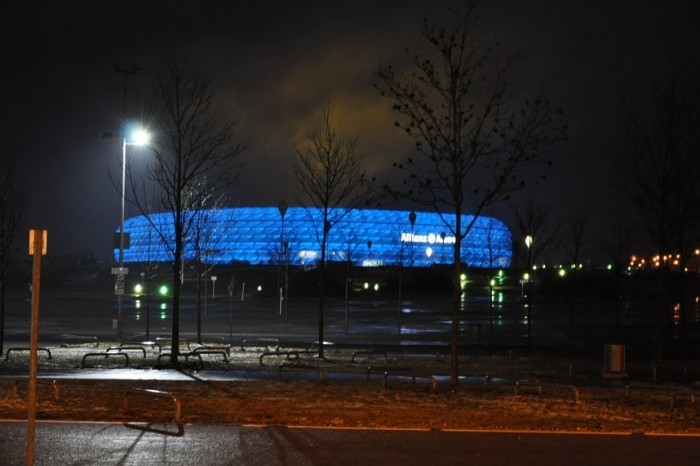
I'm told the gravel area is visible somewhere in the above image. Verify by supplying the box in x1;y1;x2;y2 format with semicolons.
1;341;699;433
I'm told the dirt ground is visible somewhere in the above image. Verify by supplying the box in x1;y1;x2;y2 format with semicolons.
1;343;699;433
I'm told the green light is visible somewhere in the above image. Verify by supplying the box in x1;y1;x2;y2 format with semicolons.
159;285;169;296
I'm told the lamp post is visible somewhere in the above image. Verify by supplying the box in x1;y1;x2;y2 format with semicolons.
524;235;533;344
408;211;416;267
440;231;446;263
278;200;288;321
115;128;150;341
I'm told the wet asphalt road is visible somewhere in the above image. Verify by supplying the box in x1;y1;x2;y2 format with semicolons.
2;422;700;466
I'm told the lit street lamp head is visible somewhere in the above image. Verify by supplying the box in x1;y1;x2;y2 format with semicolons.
124;126;150;146
130;129;150;146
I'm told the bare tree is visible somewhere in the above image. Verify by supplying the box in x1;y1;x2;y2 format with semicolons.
510;194;560;343
267;211;298;321
130;60;247;364
482;216;510;341
615;59;700;359
190;196;232;344
376;4;566;384
130;210;163;341
510;196;560;268
337;225;364;322
560;208;595;335
604;213;637;330
294;104;367;358
0;161;28;355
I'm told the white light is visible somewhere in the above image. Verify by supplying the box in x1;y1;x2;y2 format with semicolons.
131;129;150;146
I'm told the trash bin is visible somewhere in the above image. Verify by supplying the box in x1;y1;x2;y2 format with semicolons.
603;343;626;379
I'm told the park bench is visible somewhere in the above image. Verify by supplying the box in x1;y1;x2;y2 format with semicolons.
514;379;580;403
107;346;146;358
192;346;229;362
239;338;280;352
366;364;437;388
4;347;52;361
81;352;129;369
155;352;202;369
155;337;189;353
260;349;315;366
121;388;182;423
61;335;99;347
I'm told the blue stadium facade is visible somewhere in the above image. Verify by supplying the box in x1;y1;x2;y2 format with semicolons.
117;207;512;268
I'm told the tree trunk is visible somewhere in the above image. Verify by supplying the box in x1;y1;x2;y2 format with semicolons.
318;228;327;359
0;277;5;356
170;247;182;365
450;235;462;386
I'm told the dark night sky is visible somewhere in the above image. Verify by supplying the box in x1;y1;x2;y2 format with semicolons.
1;0;697;261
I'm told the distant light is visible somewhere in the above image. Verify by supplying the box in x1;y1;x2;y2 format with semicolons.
558;269;566;278
159;285;169;296
373;283;379;291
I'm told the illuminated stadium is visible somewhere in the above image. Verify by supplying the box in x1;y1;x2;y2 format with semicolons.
117;207;512;268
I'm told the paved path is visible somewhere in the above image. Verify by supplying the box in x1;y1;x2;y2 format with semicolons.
2;422;700;466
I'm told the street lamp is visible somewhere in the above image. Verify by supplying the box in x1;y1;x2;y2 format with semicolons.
115;127;150;341
525;235;533;267
408;211;416;267
524;235;533;344
277;200;288;320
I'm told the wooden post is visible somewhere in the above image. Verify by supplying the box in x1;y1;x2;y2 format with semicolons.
27;229;46;466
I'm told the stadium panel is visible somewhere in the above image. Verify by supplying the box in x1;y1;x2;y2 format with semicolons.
117;207;512;268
